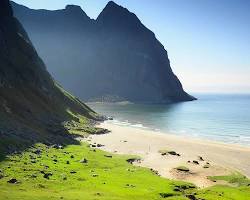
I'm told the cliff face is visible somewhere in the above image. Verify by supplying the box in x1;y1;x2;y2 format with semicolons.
0;0;97;153
12;1;196;103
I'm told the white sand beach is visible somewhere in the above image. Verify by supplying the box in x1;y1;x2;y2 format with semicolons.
84;121;250;188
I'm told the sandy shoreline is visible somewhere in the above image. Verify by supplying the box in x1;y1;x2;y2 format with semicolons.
84;121;250;188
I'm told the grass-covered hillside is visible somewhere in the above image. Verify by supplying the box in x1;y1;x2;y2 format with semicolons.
0;0;100;156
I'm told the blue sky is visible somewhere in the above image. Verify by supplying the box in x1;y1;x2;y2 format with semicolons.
13;0;250;93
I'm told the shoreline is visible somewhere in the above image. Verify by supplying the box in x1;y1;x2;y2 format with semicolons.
84;120;250;188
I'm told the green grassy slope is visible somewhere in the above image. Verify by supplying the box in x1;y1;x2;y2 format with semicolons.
0;0;101;156
0;142;249;200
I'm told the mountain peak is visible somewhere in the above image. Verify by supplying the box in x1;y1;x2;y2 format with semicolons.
65;5;90;20
65;5;82;11
102;1;128;14
106;1;120;8
0;0;13;18
97;1;141;28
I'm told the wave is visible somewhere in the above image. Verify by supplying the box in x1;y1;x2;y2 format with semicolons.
108;119;151;130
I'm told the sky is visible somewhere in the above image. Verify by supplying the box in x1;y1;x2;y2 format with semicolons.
13;0;250;93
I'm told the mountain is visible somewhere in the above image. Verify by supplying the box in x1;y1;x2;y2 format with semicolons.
0;0;99;154
11;1;196;103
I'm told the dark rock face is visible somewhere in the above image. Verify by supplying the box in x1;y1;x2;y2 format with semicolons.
0;0;13;18
12;1;196;103
0;0;96;153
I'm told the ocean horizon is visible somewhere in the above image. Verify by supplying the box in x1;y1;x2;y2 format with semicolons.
88;93;250;146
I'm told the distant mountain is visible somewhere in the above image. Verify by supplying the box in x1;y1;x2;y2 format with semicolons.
12;1;196;103
0;0;98;153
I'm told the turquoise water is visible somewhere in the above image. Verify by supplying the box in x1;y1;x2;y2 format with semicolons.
88;94;250;146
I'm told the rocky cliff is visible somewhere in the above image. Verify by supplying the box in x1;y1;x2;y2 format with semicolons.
12;1;196;103
0;0;98;153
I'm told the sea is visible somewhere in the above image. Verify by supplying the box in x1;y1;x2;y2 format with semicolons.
88;94;250;146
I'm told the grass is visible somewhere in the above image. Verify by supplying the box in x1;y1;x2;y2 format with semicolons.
0;143;194;200
208;173;250;186
0;143;250;200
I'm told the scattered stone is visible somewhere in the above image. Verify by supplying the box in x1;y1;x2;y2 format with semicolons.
198;156;204;161
91;145;97;148
33;149;42;155
150;168;160;176
203;164;210;169
126;184;136;188
193;160;199;165
80;158;88;163
126;158;140;164
173;188;181;192
94;129;110;135
176;166;190;172
187;160;191;163
127;168;135;172
186;194;197;200
159;193;174;198
168;151;179;156
53;159;58;162
7;178;18;184
159;149;180;156
174;185;196;191
31;160;36;163
70;171;77;174
70;155;74;159
51;144;64;149
104;155;112;158
92;174;98;177
43;173;53;179
97;144;104;147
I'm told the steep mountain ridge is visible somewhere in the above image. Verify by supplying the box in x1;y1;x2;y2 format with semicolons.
12;1;196;103
0;0;98;154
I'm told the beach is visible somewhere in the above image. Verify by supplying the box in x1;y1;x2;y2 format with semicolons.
84;120;250;188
